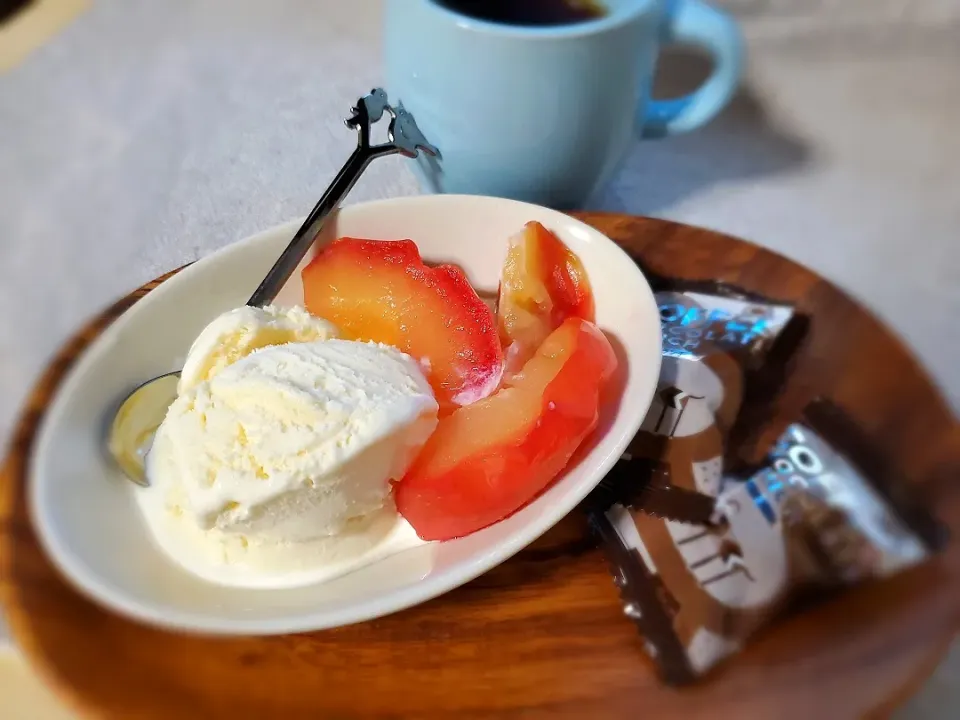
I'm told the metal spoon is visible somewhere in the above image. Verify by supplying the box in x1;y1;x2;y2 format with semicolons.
107;89;439;487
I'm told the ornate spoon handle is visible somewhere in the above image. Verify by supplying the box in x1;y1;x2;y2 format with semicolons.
246;88;439;307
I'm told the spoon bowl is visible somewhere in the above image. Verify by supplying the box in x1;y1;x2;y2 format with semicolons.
107;372;180;486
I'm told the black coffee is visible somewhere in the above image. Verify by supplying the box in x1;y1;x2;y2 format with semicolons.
435;0;606;27
1;0;35;24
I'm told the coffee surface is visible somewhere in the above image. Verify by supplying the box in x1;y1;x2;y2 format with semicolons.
434;0;606;27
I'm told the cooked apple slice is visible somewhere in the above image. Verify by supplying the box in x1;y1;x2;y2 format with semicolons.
395;317;617;541
302;238;504;411
498;221;595;376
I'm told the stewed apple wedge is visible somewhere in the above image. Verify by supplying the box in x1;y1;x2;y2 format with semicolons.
395;317;617;541
302;238;504;411
498;221;596;376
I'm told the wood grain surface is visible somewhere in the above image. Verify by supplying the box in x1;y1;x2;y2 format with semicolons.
1;215;958;720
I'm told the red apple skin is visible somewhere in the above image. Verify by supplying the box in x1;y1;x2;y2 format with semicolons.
302;237;504;411
395;317;617;541
498;221;595;377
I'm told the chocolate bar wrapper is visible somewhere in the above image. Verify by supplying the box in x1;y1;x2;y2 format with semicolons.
643;285;806;452
637;270;809;463
609;283;804;523
594;399;943;685
583;280;807;684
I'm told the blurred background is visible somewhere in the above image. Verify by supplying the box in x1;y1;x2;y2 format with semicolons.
1;0;958;717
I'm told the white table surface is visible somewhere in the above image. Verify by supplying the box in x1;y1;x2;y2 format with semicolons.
1;1;957;717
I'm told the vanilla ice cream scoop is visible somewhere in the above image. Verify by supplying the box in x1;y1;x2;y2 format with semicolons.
178;304;339;393
139;336;438;587
109;305;339;485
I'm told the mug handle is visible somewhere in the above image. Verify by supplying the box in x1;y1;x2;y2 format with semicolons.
639;0;744;139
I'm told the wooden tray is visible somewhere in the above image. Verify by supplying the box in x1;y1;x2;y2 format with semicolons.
2;214;958;719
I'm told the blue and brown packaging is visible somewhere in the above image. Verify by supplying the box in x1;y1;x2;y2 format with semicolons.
587;281;945;685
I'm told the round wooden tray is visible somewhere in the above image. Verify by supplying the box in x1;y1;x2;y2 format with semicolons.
2;214;958;719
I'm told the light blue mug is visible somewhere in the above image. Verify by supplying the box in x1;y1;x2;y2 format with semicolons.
384;0;744;209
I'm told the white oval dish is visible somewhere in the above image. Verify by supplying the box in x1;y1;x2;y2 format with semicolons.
29;195;661;635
